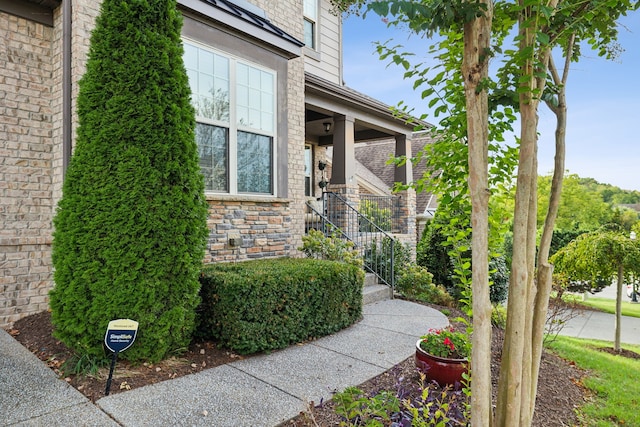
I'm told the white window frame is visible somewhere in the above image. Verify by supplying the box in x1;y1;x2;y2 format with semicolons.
184;38;278;196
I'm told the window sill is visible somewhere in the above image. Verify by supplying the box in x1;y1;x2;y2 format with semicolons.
204;193;290;204
304;47;321;62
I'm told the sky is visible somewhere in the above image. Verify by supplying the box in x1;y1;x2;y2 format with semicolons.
342;9;640;192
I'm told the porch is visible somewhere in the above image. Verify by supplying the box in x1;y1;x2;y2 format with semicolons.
304;72;423;289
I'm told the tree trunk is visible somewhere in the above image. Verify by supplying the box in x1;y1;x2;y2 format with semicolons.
530;41;572;418
462;1;493;425
615;264;623;351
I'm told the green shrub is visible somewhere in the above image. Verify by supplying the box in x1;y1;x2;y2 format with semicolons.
489;256;509;304
418;216;456;294
49;0;208;363
365;236;411;286
396;264;454;307
491;304;507;329
299;229;363;267
196;258;363;354
359;199;392;232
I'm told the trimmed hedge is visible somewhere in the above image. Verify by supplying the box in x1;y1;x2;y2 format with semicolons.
196;258;364;354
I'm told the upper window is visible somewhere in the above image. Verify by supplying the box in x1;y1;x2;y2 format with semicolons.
303;0;317;49
184;40;276;195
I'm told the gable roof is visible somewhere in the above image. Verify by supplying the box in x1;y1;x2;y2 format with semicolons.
354;132;437;215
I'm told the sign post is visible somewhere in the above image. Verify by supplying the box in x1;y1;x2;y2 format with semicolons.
104;319;138;396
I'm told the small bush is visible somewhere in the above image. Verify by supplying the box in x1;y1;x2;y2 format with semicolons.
396;264;454;307
491;304;507;329
365;236;411;285
359;199;392;232
196;258;363;354
418;217;455;293
299;229;363;267
489;256;510;304
333;374;469;426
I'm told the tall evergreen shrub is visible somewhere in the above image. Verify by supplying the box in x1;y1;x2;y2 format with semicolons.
50;0;209;363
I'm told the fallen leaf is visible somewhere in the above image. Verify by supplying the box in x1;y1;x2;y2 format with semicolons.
8;329;20;337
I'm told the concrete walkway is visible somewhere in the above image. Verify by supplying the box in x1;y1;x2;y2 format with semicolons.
0;299;449;427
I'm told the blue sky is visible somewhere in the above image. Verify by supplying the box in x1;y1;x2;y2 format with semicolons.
342;11;640;192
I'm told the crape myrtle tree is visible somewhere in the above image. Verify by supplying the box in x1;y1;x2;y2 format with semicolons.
50;0;209;363
331;0;638;425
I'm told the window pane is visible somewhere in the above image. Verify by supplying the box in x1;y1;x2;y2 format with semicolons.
237;131;272;194
196;123;228;192
303;0;317;20
304;19;315;49
236;63;274;133
305;145;312;197
183;42;229;122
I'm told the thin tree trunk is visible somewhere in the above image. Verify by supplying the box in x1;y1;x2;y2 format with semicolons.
462;1;493;424
519;150;538;427
530;37;573;418
495;5;538;422
615;264;623;351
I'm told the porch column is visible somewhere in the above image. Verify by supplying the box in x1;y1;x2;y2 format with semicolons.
330;114;357;190
394;134;416;258
394;133;413;186
327;114;359;235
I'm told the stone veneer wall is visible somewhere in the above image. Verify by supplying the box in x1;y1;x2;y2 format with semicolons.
0;11;55;327
203;198;293;262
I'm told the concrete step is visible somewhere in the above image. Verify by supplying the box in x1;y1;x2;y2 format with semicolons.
364;272;378;288
363;283;393;305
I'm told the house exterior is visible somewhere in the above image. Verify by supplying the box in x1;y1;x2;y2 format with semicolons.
0;0;417;327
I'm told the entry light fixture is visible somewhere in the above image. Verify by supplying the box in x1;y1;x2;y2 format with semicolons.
323;122;331;133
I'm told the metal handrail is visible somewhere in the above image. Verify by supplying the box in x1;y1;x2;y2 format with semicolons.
305;192;397;290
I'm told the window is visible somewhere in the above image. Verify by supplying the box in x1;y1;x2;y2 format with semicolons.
303;0;317;49
304;145;312;196
184;40;276;195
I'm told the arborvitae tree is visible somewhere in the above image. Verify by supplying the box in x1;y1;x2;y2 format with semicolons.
50;0;209;363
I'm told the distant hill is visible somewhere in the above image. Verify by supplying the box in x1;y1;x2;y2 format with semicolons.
577;177;640;205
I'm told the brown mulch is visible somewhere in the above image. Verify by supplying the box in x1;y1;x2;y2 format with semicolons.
6;305;623;426
8;310;244;402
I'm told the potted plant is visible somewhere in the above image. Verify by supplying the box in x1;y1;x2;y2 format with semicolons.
415;327;470;387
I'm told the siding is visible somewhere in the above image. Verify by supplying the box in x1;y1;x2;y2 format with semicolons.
303;0;341;84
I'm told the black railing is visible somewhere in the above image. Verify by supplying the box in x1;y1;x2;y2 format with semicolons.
359;194;401;233
305;192;397;290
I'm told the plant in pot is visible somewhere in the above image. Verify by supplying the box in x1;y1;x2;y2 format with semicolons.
415;326;471;387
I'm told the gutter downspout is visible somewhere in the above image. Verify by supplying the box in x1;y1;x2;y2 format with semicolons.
62;0;72;175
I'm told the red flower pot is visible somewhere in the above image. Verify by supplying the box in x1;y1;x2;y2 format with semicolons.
415;339;468;387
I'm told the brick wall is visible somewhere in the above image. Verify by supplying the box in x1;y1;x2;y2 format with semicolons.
1;0;308;326
0;12;55;327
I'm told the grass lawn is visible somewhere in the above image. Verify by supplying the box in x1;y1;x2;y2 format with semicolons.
546;336;640;426
562;294;640;318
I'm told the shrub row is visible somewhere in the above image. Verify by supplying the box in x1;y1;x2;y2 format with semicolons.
196;258;364;354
